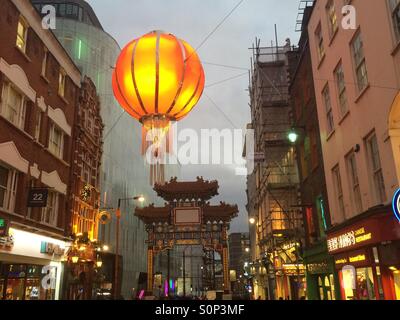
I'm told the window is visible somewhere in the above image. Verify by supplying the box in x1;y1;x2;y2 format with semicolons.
346;152;363;214
322;85;334;134
315;24;325;61
77;206;95;239
34;111;42;141
0;165;18;213
82;154;91;183
0;82;26;130
365;133;386;204
58;69;66;97
389;0;400;41
335;63;348;117
48;123;64;158
332;165;345;220
66;4;73;15
63;35;73;54
351;32;369;92
41;191;58;226
59;4;66;16
326;0;338;38
16;17;28;53
41;48;48;78
86;111;94;134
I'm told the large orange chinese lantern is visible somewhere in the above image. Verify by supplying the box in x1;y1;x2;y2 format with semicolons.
112;31;205;185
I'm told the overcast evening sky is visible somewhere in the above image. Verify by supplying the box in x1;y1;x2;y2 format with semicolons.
86;0;300;233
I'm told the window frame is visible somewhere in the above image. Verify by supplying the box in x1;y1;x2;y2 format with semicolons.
351;31;369;92
332;164;346;220
58;69;66;98
0;81;27;130
34;110;42;141
326;0;339;39
388;0;400;42
365;133;386;204
322;84;335;134
334;62;348;117
345;151;363;214
315;23;325;62
41;48;48;78
41;191;59;227
48;122;64;159
0;164;18;213
16;16;28;53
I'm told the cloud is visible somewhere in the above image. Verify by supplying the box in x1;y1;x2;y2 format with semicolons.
86;0;300;232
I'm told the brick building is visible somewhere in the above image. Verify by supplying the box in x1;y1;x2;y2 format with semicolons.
64;75;103;300
287;5;339;300
0;0;102;300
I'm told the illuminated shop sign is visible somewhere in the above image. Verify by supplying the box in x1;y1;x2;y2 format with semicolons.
335;258;348;265
349;254;366;263
334;250;368;268
0;218;9;237
306;261;329;274
327;227;373;253
40;242;65;256
392;188;400;223
281;264;305;275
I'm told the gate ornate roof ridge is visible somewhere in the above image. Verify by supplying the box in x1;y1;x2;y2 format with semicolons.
153;176;219;201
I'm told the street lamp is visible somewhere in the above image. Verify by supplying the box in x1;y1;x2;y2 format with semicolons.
249;217;256;225
96;255;103;268
71;255;79;264
114;195;145;299
287;126;306;144
288;131;299;144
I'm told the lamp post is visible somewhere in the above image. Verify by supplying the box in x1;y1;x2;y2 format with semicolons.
287;126;306;144
114;195;145;300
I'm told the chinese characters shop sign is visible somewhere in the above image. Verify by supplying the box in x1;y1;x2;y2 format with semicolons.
327;227;373;254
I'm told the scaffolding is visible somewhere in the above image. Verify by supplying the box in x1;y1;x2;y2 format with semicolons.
295;0;315;32
248;38;305;299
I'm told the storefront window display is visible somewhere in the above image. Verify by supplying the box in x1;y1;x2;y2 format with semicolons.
1;263;56;300
317;275;336;300
393;271;400;299
341;267;375;300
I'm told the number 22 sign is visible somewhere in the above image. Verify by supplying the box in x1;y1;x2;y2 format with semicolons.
27;188;49;208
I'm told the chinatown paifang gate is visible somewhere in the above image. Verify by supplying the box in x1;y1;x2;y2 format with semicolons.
135;177;238;295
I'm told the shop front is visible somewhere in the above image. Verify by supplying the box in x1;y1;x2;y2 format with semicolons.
304;241;340;300
327;208;400;300
0;227;68;300
275;264;306;300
